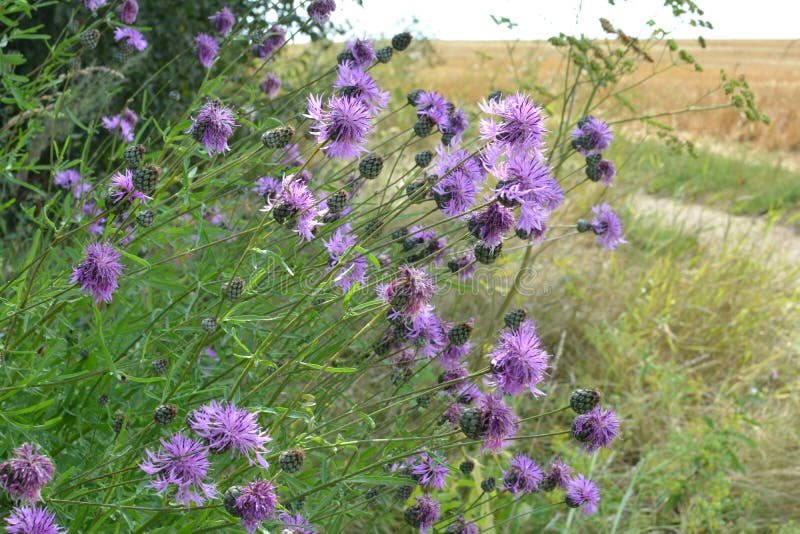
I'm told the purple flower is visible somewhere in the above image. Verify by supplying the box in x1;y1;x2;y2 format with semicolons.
277;511;316;534
113;27;147;50
407;306;447;359
488;319;550;396
441;402;465;425
324;224;368;292
334;62;389;115
468;202;515;248
543;458;572;490
253;25;285;59
84;0;108;11
4;505;65;534
440;342;469;369
347;38;376;68
138;433;217;506
501;454;543;495
308;0;336;24
188;99;237;156
195;33;219;68
307;94;373;160
441;106;469;145
416;91;450;129
447;254;477;281
431;147;484;217
572;406;620;452
102;108;138;142
118;0;138;24
266;176;324;241
597;159;616;186
209;6;236;36
477;392;519;452
378;266;435;318
493;149;562;211
110;169;150;204
565;475;601;515
590;203;626;250
409;451;449;490
0;443;55;503
231;479;277;533
53;169;80;192
71;242;123;306
408;495;440;533
572;116;613;155
445;517;478;534
252;175;280;201
516;205;549;241
260;73;281;99
479;92;546;153
439;366;469;393
187;401;271;469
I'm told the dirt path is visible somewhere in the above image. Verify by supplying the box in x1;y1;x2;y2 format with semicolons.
631;193;800;268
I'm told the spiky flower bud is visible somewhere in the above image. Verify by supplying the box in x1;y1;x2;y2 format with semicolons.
576;219;592;233
123;144;146;168
326;190;349;213
271;202;295;225
459;408;488;440
414;150;434;167
278;448;305;474
503;309;527;330
81;29;100;50
223;486;243;517
390;366;412;385
97;394;110;406
112;413;128;433
600;17;615;33
481;477;496;492
359;153;384;179
394;484;413;502
474;242;502;264
153;404;178;426
363;218;383;237
376;46;393;63
459;460;475;475
391;32;413;51
413;115;435;138
391;227;409;241
136;209;155;227
407;89;423;106
336;48;355;64
132;164;160;195
570;388;601;414
150;357;169;375
201;317;217;333
222;277;244;300
448;323;473;346
488;89;504;102
406;180;427;201
261;125;294;149
416;394;431;409
364;487;380;504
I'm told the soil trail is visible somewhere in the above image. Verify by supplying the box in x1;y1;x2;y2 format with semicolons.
631;193;800;268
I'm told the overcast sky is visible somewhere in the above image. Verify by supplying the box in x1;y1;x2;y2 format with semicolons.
328;0;796;40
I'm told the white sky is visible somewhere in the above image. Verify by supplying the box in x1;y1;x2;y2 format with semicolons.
329;0;796;40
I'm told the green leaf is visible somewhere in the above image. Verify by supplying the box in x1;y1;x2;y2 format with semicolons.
297;361;356;373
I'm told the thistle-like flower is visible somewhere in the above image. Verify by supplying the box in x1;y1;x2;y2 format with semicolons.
487;319;550;396
477;392;519;452
324;224;368;292
590;203;626;250
479;92;546;153
260;73;281;99
187;400;272;469
226;479;278;533
571;116;613;155
572;406;620;452
565;474;601;514
347;38;376;68
113;27;147;51
378;266;435;318
308;0;336;25
444;517;479;534
3;505;65;534
307;94;373;160
188;99;237;156
409;451;449;491
138;433;217;506
404;495;440;533
253;25;285;59
195;33;220;68
209;6;236;36
468;202;515;248
334;62;389;115
118;0;138;24
541;457;572;491
501;454;543;495
84;0;108;11
277;511;316;534
0;443;55;502
71;242;123;306
266;176;325;241
431;147;484;217
102;108;138;142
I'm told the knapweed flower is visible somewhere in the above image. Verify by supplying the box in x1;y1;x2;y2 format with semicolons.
405;495;440;533
110;169;150;204
379;266;435;318
252;175;280;201
266;176;324;241
71;242;123;306
260;73;281;99
347;38;376;68
565;474;600;515
324;224;368;292
541;458;571;491
138;432;217;506
253;25;285;59
493;149;562;211
227;479;277;533
188;99;237;156
187;401;271;469
416;91;450;130
440;341;470;369
445;517;478;534
590;203;626;250
3;505;65;534
277;511;316;534
441;402;465;425
195;33;219;68
501;454;543;495
209;6;235;36
468;202;515;248
118;0;138;23
488;319;550;396
0;443;55;502
113;27;147;50
479;92;546;153
572;406;620;452
334;62;389;115
596;159;616;186
477;391;519;452
84;0;108;11
102;108;138;142
447;254;477;281
53;169;89;198
441;106;469;145
431;147;484;217
407;306;447;359
307;94;373;160
308;0;336;24
571;116;613;155
409;451;449;490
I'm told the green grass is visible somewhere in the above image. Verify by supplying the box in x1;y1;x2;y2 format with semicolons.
610;136;800;229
